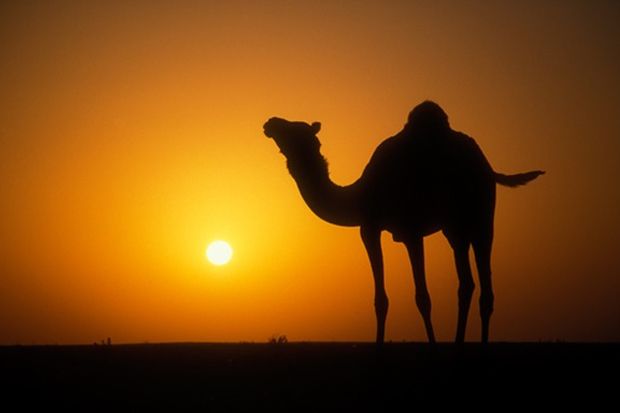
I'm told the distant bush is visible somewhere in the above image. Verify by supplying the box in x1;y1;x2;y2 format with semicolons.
268;334;288;344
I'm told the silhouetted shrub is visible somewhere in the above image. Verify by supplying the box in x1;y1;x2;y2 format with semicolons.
268;334;288;344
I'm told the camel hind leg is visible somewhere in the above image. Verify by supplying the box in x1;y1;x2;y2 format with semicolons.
444;229;475;344
473;235;494;344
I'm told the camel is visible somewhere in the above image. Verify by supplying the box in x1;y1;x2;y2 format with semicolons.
263;101;543;345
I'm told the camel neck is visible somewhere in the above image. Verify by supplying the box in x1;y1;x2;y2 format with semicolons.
286;151;362;227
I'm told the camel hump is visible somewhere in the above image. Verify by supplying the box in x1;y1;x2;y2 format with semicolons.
364;131;491;172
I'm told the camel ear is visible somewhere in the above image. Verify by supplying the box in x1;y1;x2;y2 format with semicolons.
311;122;321;134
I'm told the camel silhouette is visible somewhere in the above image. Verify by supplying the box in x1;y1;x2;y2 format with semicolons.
263;101;544;345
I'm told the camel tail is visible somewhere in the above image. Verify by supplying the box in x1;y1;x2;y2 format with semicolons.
495;170;545;188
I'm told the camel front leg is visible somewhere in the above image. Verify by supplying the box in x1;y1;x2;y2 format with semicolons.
361;225;388;346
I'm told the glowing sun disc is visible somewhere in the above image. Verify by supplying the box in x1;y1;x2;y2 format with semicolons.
206;240;233;266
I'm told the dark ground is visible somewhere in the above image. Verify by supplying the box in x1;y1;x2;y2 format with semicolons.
1;342;618;410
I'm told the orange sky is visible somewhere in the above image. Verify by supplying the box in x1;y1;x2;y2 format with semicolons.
1;1;619;344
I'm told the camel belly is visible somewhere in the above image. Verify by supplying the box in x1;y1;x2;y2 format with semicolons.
385;214;443;242
374;184;491;243
361;158;495;243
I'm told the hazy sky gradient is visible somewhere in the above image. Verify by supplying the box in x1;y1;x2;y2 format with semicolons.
1;1;619;344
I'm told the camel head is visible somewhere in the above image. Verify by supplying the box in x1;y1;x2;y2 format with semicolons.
263;117;322;159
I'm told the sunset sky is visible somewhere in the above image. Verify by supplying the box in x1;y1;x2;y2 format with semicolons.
1;1;619;344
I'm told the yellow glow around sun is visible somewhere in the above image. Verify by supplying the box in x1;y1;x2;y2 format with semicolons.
206;240;233;266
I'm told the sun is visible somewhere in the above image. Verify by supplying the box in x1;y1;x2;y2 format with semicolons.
206;240;233;266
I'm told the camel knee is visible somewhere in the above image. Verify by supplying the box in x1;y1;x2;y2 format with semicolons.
479;291;494;318
458;280;475;307
415;291;432;316
374;294;389;319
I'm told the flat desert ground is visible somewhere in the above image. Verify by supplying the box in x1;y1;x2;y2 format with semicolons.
2;343;618;409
